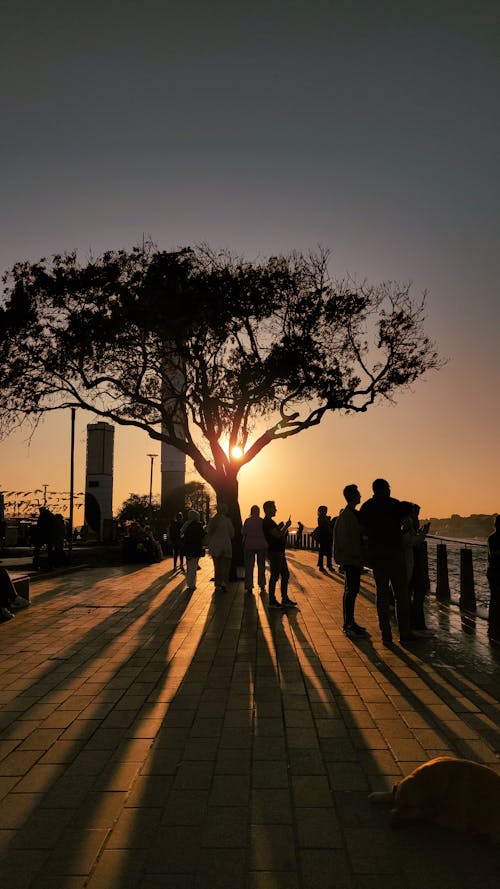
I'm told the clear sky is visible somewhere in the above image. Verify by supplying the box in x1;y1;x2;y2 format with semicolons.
1;0;499;528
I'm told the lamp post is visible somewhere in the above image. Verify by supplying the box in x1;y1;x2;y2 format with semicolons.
147;454;158;509
68;407;76;561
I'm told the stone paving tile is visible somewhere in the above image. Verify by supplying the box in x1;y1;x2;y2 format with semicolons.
249;872;300;889
295;806;344;848
251;788;293;824
299;848;354;889
0;848;51;889
195;847;247;889
43;827;109;875
250;823;297;871
106;807;163;848
85;849;148;889
145;824;201;873
11;762;66;793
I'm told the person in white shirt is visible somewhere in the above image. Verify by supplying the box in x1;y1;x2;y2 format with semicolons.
205;503;235;592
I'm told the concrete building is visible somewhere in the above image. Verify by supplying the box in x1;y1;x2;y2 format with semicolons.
85;422;114;540
160;438;186;517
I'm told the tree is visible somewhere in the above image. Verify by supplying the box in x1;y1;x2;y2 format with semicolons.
0;243;441;547
116;494;159;525
169;481;213;523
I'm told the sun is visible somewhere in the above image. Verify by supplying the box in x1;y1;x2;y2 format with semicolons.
231;446;243;459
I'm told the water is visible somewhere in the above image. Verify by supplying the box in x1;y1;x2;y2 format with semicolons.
426;537;490;611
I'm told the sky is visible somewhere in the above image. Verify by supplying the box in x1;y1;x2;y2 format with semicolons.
0;0;499;528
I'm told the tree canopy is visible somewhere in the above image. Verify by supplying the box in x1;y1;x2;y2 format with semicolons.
0;243;440;523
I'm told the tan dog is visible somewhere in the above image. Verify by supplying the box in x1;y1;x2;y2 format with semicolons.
369;756;500;843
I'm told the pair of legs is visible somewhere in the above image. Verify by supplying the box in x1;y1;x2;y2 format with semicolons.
0;568;29;620
371;552;411;641
342;565;365;632
172;545;184;569
185;557;199;590
212;555;231;591
318;543;333;570
268;551;293;604
32;541;54;570
0;568;17;609
244;548;266;591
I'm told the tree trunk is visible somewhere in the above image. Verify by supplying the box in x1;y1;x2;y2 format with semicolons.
212;472;243;578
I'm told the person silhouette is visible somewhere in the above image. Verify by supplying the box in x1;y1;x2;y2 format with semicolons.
242;505;267;594
359;479;417;646
262;501;296;609
314;505;335;572
205;503;234;593
333;484;367;636
169;512;185;570
296;521;304;549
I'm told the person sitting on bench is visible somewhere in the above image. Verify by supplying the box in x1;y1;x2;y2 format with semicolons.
0;568;30;622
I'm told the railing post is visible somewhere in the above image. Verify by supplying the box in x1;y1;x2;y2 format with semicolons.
420;540;430;593
459;548;476;612
435;543;451;601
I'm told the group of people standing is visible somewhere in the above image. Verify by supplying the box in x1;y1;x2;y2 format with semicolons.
168;506;235;594
334;478;430;645
168;501;297;607
31;506;67;570
168;483;497;649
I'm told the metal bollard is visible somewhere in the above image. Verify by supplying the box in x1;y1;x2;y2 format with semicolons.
421;540;431;593
435;543;451;601
459;548;476;612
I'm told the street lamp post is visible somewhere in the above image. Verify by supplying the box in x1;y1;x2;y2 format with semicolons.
68;407;76;562
147;454;158;509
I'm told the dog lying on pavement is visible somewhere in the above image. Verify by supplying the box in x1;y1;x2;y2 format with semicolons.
369;756;500;843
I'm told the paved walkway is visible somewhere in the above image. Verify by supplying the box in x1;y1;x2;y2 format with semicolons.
1;551;499;889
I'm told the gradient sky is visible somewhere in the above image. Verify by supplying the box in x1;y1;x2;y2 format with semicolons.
1;0;499;527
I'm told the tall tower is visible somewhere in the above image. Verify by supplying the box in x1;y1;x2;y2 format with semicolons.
85;422;114;540
161;440;186;517
160;355;186;517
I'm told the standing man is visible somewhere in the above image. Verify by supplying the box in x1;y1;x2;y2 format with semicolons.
169;512;185;571
333;484;367;637
262;501;297;609
296;521;304;549
359;479;417;645
315;506;335;572
32;506;55;571
242;505;267;594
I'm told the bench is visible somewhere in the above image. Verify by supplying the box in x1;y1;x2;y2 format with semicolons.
9;573;30;602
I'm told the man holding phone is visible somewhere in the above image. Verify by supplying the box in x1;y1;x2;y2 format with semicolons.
262;501;297;609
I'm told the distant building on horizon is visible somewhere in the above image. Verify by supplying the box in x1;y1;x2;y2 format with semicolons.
85;422;114;541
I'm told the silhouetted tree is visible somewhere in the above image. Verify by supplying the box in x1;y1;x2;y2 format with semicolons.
166;481;213;523
117;494;158;525
0;243;441;546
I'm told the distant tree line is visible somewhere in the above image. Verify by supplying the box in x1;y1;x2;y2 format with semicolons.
425;514;497;541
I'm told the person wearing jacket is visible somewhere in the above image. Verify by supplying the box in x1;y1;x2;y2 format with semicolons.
333;484;367;637
204;503;234;593
359;478;416;645
242;505;267;594
181;510;205;592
